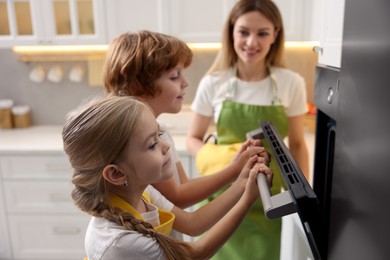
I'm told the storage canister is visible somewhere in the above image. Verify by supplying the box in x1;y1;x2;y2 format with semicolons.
0;99;14;129
12;105;32;128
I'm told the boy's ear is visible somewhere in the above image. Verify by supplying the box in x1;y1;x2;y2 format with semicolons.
102;164;126;186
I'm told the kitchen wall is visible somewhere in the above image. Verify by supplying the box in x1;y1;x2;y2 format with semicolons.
0;46;316;125
0;49;103;125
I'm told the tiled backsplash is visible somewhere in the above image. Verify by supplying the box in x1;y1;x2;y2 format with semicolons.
0;46;316;126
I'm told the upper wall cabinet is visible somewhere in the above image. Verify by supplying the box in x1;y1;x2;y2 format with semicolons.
105;0;320;44
105;0;237;43
105;0;166;42
274;0;321;41
315;0;345;68
0;0;106;47
1;0;322;47
163;0;237;43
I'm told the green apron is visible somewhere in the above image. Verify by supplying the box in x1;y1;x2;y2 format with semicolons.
212;69;288;260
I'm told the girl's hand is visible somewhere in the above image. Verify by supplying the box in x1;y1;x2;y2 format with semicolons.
244;163;273;203
233;155;263;193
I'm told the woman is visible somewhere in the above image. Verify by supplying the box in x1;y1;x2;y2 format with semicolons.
186;0;309;259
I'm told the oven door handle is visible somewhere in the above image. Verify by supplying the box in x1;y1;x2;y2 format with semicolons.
257;174;296;219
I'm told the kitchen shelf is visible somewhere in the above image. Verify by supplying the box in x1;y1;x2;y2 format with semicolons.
12;45;108;62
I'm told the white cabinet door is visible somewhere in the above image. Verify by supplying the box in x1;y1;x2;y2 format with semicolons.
0;153;89;259
9;215;90;259
0;182;12;259
317;0;345;68
105;0;166;42
167;0;236;43
274;0;304;41
4;181;79;214
179;153;191;178
106;0;237;43
39;0;107;45
0;155;72;179
273;0;322;41
0;0;106;47
179;153;199;179
105;0;321;43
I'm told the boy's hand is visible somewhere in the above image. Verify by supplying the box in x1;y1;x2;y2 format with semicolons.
232;139;271;172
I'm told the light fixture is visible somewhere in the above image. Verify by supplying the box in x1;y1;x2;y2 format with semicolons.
12;45;108;62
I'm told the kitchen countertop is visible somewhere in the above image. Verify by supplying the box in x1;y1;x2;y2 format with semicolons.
0;125;64;153
0;125;190;154
0;125;315;180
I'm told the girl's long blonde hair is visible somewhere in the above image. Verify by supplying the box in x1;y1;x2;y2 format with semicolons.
104;30;193;97
63;95;191;259
208;0;286;74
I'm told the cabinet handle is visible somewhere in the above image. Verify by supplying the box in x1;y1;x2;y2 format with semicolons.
313;46;323;54
52;227;81;235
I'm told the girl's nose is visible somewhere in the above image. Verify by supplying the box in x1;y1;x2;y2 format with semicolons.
162;141;170;154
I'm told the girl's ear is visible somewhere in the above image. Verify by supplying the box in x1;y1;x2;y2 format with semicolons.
102;164;126;186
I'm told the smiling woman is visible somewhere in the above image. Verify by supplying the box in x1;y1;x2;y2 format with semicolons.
232;10;280;70
186;1;309;259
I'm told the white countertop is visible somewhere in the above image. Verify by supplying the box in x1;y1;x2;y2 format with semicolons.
0;125;315;180
0;125;190;154
0;125;64;153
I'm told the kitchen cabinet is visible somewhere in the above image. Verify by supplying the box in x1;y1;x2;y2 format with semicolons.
1;0;321;47
106;0;320;43
0;178;12;259
0;0;106;48
0;126;199;259
179;153;198;179
105;0;237;43
0;151;90;260
164;0;237;43
274;0;321;41
315;0;345;68
105;0;164;42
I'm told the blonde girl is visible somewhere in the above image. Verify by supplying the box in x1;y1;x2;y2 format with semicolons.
63;95;272;259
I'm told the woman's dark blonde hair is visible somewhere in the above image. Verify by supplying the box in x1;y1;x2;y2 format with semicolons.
208;0;285;74
104;30;193;97
62;95;191;259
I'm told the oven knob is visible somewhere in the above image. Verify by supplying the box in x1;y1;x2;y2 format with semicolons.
327;87;334;104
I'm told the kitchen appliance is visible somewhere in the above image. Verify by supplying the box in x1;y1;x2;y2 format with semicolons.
256;122;324;259
312;0;390;258
259;0;390;259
